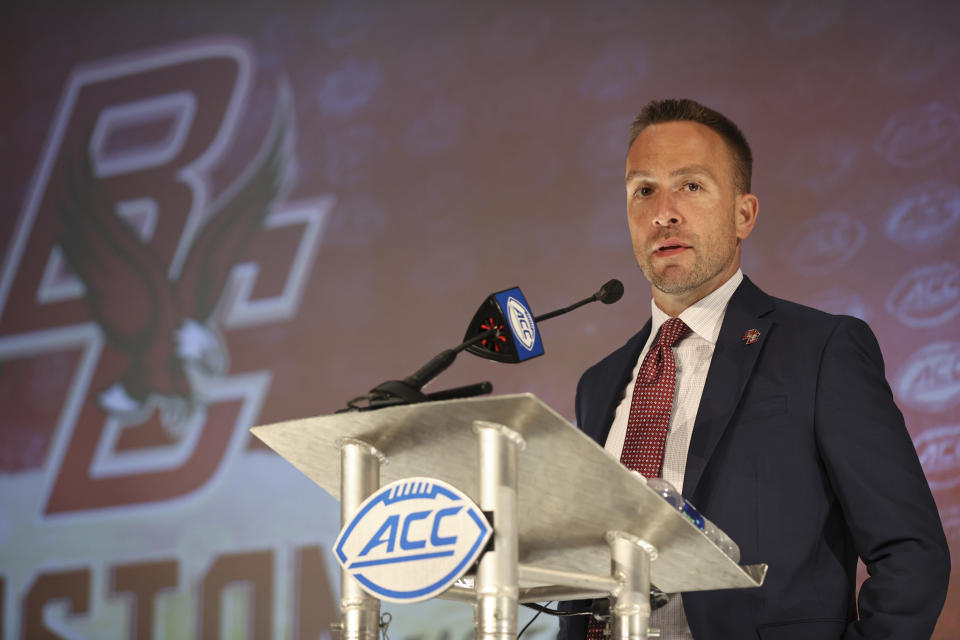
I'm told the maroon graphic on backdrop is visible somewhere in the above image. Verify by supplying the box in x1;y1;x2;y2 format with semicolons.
0;39;328;516
56;84;292;425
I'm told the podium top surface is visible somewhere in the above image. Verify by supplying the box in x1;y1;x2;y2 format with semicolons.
251;393;765;593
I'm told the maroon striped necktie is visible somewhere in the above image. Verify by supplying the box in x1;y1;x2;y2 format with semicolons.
586;317;690;639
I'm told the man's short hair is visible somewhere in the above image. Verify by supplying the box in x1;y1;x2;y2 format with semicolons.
629;98;753;194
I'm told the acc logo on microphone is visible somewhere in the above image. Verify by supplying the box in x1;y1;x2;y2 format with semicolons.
914;425;960;491
886;263;960;328
507;296;537;351
334;478;491;602
492;287;544;361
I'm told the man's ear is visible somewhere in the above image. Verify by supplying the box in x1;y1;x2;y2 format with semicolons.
735;193;759;240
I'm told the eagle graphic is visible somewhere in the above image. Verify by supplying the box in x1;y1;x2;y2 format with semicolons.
55;86;296;434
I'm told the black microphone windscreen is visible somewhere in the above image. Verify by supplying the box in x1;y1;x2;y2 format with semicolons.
596;279;624;304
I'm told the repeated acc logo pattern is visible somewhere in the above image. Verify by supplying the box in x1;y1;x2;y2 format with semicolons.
883;181;960;249
914;425;960;491
894;342;960;413
886;263;960;328
784;211;866;275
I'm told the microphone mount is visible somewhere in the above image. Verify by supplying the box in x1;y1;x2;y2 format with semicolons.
340;279;624;412
534;279;623;323
344;329;498;411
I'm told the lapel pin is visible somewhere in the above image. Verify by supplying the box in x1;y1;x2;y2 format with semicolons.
742;328;761;344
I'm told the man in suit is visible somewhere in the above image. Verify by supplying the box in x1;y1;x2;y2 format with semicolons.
558;99;950;639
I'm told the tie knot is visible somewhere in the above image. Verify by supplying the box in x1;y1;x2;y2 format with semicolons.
657;317;690;348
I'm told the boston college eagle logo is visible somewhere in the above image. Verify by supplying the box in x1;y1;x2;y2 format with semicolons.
56;88;293;434
0;39;332;516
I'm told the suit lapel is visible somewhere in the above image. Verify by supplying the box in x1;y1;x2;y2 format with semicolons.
586;322;651;446
683;277;775;499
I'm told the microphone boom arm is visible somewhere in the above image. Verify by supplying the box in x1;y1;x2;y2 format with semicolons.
343;279;623;411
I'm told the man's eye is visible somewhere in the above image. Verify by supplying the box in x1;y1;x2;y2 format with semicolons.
684;182;701;192
636;186;653;197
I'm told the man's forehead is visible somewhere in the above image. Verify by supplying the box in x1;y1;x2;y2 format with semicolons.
628;121;727;158
625;121;733;180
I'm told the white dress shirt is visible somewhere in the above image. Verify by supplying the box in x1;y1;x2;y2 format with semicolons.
603;269;743;639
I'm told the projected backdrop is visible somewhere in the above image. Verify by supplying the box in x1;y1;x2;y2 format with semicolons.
1;1;958;637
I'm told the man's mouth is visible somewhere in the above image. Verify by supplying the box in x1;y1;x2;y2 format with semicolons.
654;241;691;256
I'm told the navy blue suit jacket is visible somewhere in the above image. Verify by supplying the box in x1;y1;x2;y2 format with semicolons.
558;276;949;640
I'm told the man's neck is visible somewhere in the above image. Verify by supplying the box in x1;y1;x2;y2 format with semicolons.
653;291;703;317
650;256;740;318
652;265;743;316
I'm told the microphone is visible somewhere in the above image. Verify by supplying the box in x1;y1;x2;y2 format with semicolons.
596;278;625;304
462;286;544;364
464;279;624;362
355;279;624;411
532;279;623;323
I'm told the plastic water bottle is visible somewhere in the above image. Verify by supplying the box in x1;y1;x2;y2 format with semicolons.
645;477;704;530
702;517;741;562
645;477;739;561
644;476;684;509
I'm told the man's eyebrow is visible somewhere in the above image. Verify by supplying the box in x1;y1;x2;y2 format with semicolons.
625;165;716;185
670;164;714;178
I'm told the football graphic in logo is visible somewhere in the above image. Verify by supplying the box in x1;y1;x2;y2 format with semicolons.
335;478;491;602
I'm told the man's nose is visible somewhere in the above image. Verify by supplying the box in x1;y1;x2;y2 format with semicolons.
652;193;680;226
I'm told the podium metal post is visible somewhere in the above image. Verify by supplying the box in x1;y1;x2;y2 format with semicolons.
607;532;656;640
337;439;383;640
473;420;525;640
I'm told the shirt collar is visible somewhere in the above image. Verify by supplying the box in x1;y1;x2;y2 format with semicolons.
648;269;743;345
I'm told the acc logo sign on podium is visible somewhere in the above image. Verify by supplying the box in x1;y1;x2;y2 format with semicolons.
335;478;492;602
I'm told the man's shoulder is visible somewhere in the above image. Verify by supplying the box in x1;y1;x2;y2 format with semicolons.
740;277;872;338
768;293;844;325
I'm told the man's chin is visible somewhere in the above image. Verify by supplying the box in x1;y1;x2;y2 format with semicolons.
652;279;699;295
644;266;700;295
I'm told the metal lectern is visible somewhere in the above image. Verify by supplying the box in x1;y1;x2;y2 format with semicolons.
251;393;766;640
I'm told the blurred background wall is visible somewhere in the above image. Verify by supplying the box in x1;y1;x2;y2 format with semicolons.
2;1;959;637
